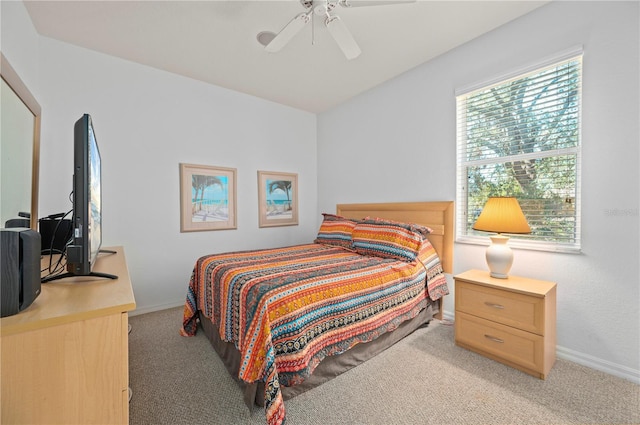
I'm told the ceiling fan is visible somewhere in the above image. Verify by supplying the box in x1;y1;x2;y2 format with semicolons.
257;0;415;60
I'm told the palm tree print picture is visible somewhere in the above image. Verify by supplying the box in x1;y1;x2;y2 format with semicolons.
258;171;298;227
180;163;237;232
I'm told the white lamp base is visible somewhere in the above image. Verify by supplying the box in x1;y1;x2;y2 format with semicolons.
485;234;513;279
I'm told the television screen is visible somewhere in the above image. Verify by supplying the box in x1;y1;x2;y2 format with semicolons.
87;117;102;267
41;114;116;283
66;113;102;275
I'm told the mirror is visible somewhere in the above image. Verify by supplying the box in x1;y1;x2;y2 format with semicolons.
1;53;41;230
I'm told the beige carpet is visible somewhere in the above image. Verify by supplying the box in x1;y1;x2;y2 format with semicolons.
128;307;639;425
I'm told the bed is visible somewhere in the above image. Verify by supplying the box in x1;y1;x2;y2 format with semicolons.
181;201;454;425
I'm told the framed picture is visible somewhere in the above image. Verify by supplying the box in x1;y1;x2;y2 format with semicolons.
179;163;237;232
257;170;298;228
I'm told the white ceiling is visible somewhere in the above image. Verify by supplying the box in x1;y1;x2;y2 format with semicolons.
24;0;549;113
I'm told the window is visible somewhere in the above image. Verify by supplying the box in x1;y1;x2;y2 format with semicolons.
456;52;582;252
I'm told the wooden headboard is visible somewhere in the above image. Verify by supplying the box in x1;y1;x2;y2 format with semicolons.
336;201;454;274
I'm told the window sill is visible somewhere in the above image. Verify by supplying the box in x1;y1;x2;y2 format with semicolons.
456;235;583;255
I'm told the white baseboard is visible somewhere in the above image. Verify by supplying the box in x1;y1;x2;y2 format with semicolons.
556;346;640;385
129;300;184;317
441;310;455;322
444;309;639;385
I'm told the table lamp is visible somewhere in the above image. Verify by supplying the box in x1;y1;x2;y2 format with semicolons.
472;197;531;279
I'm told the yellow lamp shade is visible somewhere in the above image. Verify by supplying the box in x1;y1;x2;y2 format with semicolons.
473;197;531;234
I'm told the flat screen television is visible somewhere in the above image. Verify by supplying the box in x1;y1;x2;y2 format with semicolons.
41;114;116;283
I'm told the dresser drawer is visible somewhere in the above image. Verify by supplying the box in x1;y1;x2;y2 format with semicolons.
455;311;544;374
456;281;546;335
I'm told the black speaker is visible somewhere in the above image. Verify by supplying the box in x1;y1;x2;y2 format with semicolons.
4;211;31;228
1;228;41;318
5;218;30;228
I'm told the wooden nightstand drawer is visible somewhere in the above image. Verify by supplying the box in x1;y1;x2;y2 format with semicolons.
455;311;544;374
456;281;546;335
454;270;556;379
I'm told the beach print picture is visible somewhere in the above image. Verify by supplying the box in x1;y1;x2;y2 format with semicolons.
180;163;237;232
258;171;298;228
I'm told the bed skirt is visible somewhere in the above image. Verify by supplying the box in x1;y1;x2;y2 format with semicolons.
198;300;438;409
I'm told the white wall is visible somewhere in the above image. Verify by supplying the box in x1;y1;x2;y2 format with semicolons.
36;38;318;313
318;1;639;382
3;1;318;314
0;1;40;96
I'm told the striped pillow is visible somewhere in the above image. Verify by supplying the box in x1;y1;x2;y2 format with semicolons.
352;218;432;262
314;214;358;249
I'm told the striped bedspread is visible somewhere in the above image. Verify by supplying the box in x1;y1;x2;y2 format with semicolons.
181;241;448;425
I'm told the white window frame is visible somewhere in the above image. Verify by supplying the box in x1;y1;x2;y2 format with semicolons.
456;47;583;254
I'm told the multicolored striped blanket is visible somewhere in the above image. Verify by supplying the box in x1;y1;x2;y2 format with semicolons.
181;241;448;425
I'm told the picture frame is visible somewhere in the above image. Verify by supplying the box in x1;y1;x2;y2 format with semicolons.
179;163;237;232
257;170;298;228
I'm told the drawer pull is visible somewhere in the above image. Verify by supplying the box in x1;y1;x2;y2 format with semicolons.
484;302;505;309
484;334;505;344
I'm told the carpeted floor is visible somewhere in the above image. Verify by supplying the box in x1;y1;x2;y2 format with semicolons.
128;307;640;425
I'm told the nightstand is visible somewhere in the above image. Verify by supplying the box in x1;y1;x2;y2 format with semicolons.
454;269;557;379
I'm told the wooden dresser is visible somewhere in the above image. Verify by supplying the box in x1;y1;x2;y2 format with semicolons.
1;246;136;424
454;269;556;379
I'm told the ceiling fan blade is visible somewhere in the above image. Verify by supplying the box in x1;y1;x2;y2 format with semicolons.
265;12;311;53
338;0;415;7
325;16;361;60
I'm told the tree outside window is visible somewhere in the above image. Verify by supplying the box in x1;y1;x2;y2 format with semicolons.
457;55;582;251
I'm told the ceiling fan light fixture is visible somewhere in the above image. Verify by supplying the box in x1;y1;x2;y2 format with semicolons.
325;15;361;59
260;0;409;58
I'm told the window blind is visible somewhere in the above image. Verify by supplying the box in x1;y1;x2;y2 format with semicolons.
456;55;582;252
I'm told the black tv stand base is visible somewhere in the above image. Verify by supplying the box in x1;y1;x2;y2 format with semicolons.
41;271;119;284
88;271;119;280
40;248;120;283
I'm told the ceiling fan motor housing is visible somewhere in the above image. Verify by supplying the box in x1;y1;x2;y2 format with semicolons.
265;0;411;59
